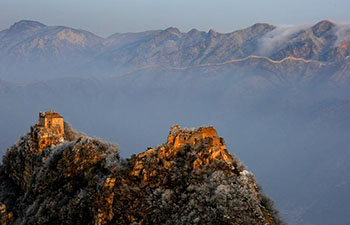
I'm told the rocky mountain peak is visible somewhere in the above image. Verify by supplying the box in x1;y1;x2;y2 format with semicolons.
312;20;337;37
130;125;235;181
8;20;46;32
188;28;201;35
161;27;182;37
249;22;276;33
167;125;233;166
208;28;217;36
1;111;82;191
0;113;284;225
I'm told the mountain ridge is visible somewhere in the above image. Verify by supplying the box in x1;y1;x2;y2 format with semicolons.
1;19;350;83
0;112;284;225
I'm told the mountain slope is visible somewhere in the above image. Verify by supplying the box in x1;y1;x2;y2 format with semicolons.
0;115;283;225
0;20;103;55
1;20;350;84
0;20;104;81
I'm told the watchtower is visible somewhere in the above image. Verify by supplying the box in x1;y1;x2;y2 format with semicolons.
38;110;64;136
31;110;65;151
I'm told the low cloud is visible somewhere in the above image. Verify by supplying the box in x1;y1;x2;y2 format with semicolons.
256;24;309;56
334;23;350;47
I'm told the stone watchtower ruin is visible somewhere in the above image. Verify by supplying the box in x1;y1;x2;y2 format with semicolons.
32;110;65;151
38;110;64;136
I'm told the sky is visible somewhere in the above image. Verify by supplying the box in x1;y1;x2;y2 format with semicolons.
1;0;350;37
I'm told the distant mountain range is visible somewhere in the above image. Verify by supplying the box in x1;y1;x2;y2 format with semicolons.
1;20;350;84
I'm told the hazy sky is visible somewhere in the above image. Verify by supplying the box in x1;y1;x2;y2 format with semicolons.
1;0;350;37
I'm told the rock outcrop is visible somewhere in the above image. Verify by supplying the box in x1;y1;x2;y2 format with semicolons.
2;111;76;191
0;204;13;225
0;113;284;225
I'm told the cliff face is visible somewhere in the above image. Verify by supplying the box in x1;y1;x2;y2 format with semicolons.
0;118;284;225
